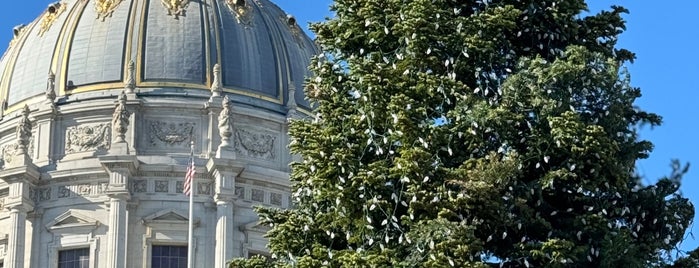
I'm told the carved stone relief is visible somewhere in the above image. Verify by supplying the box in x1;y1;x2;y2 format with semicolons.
77;185;92;196
39;188;51;202
197;182;211;195
251;189;264;202
233;128;275;160
235;186;244;198
65;123;111;154
161;0;189;19
155;180;169;193
95;0;123;21
176;181;184;194
270;192;282;206
0;136;34;168
149;121;195;147
58;186;70;198
132;180;147;193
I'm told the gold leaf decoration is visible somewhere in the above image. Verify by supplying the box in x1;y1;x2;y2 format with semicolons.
161;0;190;19
226;0;254;26
95;0;123;21
38;2;67;37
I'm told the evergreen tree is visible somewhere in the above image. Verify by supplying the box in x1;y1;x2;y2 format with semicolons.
231;0;694;267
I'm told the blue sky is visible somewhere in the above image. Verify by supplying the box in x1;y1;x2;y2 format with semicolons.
1;0;697;253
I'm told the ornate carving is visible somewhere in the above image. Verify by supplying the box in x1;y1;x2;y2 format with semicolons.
155;180;169;193
95;0;123;21
39;2;66;37
218;96;233;146
176;181;184;193
58;186;70;198
197;182;212;195
226;0;253;26
124;60;135;93
132;180;146;193
286;83;298;119
45;71;57;103
235;186;244;198
149;121;195;146
270;192;282;206
17;105;32;151
77;185;92;196
234;128;275;160
210;63;222;97
112;91;130;143
251;189;264;202
65;123;111;154
161;0;189;19
39;188;51;202
0;144;18;167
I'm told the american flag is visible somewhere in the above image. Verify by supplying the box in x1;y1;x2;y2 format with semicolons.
183;158;195;196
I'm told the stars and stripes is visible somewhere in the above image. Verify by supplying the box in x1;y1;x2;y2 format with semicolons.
183;158;195;196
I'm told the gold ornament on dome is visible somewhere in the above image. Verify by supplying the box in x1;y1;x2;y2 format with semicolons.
38;2;67;37
161;0;190;19
95;0;123;21
226;0;253;26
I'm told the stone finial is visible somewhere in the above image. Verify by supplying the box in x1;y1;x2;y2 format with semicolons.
218;95;233;146
112;91;130;143
124;60;135;94
16;105;32;156
286;83;298;119
45;71;56;102
211;63;223;97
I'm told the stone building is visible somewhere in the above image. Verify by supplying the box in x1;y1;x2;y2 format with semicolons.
0;0;315;267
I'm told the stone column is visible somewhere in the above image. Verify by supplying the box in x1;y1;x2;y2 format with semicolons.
207;158;244;268
0;169;39;268
99;156;138;268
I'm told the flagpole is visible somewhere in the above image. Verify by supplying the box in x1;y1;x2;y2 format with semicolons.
187;140;195;268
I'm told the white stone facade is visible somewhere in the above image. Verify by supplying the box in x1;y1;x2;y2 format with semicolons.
0;0;314;267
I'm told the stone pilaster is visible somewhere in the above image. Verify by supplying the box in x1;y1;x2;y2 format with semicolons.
207;158;244;268
99;155;138;268
0;163;39;268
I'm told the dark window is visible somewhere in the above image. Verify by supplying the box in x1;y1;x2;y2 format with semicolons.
152;245;187;268
58;248;89;268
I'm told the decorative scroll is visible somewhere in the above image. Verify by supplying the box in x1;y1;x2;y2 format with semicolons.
226;0;253;26
161;0;189;19
95;0;123;21
235;186;244;198
65;123;111;154
38;2;66;37
149;121;195;147
234;128;275;160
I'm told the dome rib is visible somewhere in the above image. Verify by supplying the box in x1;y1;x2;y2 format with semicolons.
0;0;316;115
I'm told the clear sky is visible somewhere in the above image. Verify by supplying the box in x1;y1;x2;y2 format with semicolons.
1;0;697;253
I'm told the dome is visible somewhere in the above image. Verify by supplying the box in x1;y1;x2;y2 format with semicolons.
0;1;314;267
0;0;316;112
